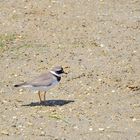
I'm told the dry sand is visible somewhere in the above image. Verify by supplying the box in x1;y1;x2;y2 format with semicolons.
0;0;140;139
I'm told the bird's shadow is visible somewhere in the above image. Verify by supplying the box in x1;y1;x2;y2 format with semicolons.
22;99;74;107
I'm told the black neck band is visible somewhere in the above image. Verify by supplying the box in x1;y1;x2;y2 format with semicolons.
52;74;61;81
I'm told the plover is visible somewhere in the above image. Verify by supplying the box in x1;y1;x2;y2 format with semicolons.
14;66;66;103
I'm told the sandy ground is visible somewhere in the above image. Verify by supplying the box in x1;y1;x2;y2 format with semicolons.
0;0;140;139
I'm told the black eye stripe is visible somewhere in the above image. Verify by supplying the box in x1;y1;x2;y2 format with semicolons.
56;69;63;74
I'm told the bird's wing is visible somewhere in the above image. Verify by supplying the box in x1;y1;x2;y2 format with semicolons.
27;73;55;87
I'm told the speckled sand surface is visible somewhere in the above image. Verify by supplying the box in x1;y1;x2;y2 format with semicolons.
0;0;140;139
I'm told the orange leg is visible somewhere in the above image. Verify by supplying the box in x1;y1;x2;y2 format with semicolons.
43;91;46;101
38;91;42;103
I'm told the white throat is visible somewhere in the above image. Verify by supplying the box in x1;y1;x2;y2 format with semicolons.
50;71;61;77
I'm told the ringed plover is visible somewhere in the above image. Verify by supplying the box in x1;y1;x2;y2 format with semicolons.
14;66;66;103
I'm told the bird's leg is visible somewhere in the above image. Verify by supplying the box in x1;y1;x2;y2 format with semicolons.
38;91;42;103
43;91;46;102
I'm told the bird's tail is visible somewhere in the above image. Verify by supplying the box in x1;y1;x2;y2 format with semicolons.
14;82;26;87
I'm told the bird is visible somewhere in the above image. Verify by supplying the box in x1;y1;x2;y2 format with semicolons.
14;66;66;103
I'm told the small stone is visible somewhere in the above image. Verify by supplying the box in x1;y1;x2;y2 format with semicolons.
73;126;78;129
100;44;104;47
18;125;22;128
40;131;45;136
27;122;33;126
87;88;90;91
19;89;23;92
13;10;16;13
106;126;110;129
132;118;136;122
14;74;18;77
19;92;23;95
133;104;140;107
17;35;22;38
13;116;17;119
1;130;9;135
107;135;111;138
98;128;105;131
2;100;8;103
111;90;115;93
89;127;93;131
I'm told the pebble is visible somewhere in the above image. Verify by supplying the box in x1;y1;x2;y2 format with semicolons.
18;125;23;128
40;131;45;136
111;90;115;93
73;126;78;129
19;89;23;92
106;126;110;129
133;104;140;107
17;35;22;38
132;118;137;122
107;135;111;138
27;122;33;126
98;128;105;131
13;116;17;119
13;10;16;13
98;79;102;81
100;44;104;47
19;92;23;95
2;100;8;103
89;127;93;131
1;130;9;135
14;74;18;77
0;89;4;93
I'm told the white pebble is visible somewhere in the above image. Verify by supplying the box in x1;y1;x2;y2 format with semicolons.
98;79;102;81
18;125;22;128
14;74;18;77
89;127;93;131
73;126;78;129
19;89;23;92
111;90;115;93
41;131;45;135
2;100;8;103
13;10;16;13
98;128;105;131
132;118;136;122
100;44;104;47
13;116;17;119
